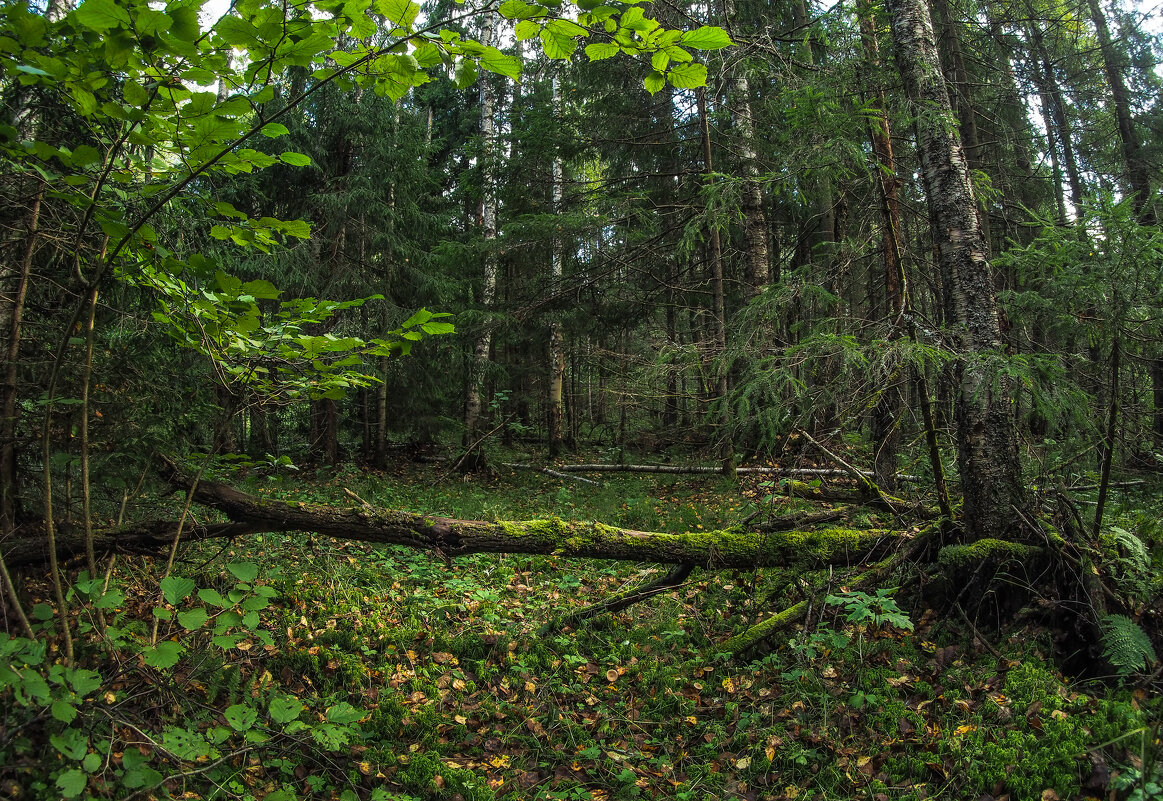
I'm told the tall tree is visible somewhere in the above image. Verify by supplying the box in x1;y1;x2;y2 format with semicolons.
885;0;1024;540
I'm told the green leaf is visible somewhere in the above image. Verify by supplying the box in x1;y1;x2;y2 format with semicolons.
71;145;102;167
71;88;97;117
261;122;290;138
227;561;259;582
269;694;304;723
56;769;87;798
160;576;195;605
514;19;540;40
375;0;420;27
225;703;259;731
162;726;211;760
82;752;102;773
198;588;230;607
143;641;183;669
651;49;669;72
585;42;620;61
325;702;365;724
643;70;665;95
67;668;102;695
540;26;577;59
666;62;707;89
420;321;455;335
280;152;312;167
679;25;733;50
177;607;208;630
479;47;521;80
51;699;78;723
73;0;131;32
51;729;88;760
499;0;542;18
453;58;479;88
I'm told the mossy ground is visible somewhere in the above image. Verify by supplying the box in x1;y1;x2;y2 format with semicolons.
213;458;1158;801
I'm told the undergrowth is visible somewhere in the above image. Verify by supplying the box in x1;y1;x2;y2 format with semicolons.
3;458;1160;801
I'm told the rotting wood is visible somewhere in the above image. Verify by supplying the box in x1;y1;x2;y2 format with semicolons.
2;463;898;571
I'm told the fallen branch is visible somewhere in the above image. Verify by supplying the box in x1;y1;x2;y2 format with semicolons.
557;464;922;482
502;463;603;486
799;430;909;514
540;563;695;633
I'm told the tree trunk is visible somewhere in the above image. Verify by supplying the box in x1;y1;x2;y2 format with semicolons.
1;466;895;571
463;12;500;454
697;87;734;476
546;73;566;457
886;0;1023;540
0;186;39;532
1085;0;1155;224
1029;26;1086;219
721;0;769;296
859;0;906;492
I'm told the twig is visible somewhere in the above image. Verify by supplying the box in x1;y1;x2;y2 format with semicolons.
343;488;375;509
799;430;907;513
954;602;1005;661
448;415;513;475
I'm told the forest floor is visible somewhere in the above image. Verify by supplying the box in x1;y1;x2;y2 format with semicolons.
10;451;1163;801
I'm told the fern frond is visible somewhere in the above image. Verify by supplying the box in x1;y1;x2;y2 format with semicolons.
1099;614;1157;676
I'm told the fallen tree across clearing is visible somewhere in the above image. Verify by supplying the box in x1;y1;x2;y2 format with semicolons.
1;467;896;572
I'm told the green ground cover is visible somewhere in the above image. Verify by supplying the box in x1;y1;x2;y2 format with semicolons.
2;460;1160;801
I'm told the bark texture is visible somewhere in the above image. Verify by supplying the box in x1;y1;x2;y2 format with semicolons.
463;13;499;450
886;0;1023;540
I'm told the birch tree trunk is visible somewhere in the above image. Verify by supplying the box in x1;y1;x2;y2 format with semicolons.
886;0;1023;540
463;12;500;454
547;73;566;456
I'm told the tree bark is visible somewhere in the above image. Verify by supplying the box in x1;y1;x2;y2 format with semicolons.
721;0;769;296
858;0;907;491
1;467;896;571
547;73;566;457
0;185;39;532
886;0;1023;540
463;13;500;454
1085;0;1155;224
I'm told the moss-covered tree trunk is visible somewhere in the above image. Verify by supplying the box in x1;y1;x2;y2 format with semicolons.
2;466;896;571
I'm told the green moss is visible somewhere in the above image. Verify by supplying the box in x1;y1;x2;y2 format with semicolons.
497;517;568;542
937;538;1040;570
722;600;809;654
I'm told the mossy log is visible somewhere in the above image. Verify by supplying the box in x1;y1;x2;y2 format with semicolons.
1;469;897;570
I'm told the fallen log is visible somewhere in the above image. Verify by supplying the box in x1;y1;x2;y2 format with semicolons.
2;468;899;571
557;464;923;482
